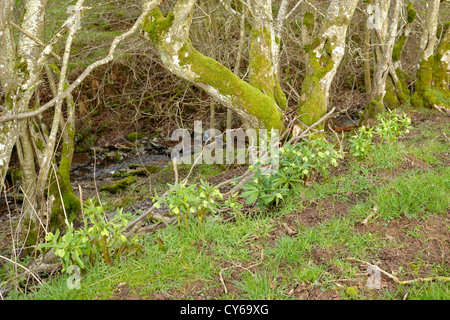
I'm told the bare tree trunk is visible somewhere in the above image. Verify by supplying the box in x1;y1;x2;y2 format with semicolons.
364;25;372;96
433;24;450;94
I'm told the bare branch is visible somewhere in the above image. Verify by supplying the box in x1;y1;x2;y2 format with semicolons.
0;0;163;123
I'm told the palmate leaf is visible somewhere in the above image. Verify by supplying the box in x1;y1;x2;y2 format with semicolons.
243;191;259;204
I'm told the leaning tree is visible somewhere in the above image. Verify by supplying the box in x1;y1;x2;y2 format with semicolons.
140;0;359;132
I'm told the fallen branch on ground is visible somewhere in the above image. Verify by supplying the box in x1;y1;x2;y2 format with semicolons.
347;257;450;285
289;107;336;144
432;104;450;115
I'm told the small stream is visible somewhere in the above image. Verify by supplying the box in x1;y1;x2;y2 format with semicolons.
0;141;171;219
71;151;169;183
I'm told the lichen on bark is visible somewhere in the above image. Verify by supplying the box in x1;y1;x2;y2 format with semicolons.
141;5;285;130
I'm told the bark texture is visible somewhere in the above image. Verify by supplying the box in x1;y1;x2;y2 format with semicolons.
360;0;401;127
412;0;449;109
296;0;358;131
141;0;285;130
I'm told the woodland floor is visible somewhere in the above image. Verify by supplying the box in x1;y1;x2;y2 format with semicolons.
1;107;448;300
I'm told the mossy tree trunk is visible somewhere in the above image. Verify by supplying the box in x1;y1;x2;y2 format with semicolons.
412;0;450;110
360;0;401;127
141;0;285;130
300;1;317;67
248;0;287;111
433;23;450;95
296;0;358;132
0;0;17;195
411;0;448;109
383;1;416;110
44;64;81;228
6;0;50;247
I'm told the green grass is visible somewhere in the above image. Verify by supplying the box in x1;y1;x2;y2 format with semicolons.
3;109;450;300
376;168;449;220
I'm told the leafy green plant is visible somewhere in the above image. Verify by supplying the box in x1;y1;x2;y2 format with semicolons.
349;109;412;159
37;200;142;272
375;109;412;144
153;179;223;227
224;193;245;223
349;125;374;160
242;138;342;208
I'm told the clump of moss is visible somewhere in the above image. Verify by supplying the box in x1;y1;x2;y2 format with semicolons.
7;168;22;185
345;286;359;298
392;35;407;62
303;12;315;31
141;8;174;45
384;77;400;110
127;132;144;142
114;150;122;163
145;165;160;174
127;164;159;173
406;2;416;24
100;176;137;194
112;165;159;178
249;28;275;96
412;57;434;108
359;99;385;127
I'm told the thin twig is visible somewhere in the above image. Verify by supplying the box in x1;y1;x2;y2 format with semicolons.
219;267;228;294
9;21;61;61
173;157;179;185
289;107;337;144
0;254;43;285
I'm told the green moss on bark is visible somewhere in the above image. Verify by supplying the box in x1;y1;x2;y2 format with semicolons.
297;50;335;129
249;28;274;97
178;41;284;130
406;2;416;24
59;123;75;187
49;174;81;229
384;77;400;110
413;56;449;109
23;217;38;250
412;57;434;108
274;75;288;110
393;35;407;62
359;99;385;127
141;8;174;45
142;10;284;130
